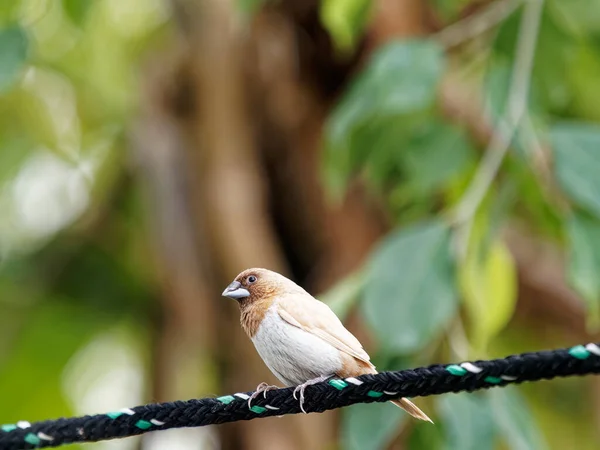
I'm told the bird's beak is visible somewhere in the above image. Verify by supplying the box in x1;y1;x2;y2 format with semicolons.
222;281;250;299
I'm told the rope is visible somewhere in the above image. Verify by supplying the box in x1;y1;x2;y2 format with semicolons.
1;343;599;450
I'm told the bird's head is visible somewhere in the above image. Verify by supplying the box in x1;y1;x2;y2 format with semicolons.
222;268;301;304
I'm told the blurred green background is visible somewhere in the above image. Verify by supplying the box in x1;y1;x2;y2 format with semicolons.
1;0;599;449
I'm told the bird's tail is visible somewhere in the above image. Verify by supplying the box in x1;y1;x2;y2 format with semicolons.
390;398;433;423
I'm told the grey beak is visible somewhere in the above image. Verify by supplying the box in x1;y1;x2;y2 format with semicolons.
222;281;250;299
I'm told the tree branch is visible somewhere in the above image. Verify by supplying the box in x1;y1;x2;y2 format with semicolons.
434;0;522;49
450;0;544;257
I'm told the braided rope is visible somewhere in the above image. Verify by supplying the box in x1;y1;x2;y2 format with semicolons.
1;343;599;450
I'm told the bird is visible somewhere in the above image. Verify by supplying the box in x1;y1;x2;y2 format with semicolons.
222;267;432;422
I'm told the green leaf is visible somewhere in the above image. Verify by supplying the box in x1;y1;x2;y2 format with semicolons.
504;157;562;238
549;0;600;37
484;59;545;131
351;39;444;116
492;8;573;113
0;2;20;27
0;25;28;93
362;220;458;353
320;0;372;54
488;388;548;450
324;39;445;197
437;393;496;450
328;38;444;135
551;121;600;218
342;402;405;450
567;44;600;122
62;0;93;27
401;121;475;196
459;238;517;354
318;271;364;321
565;212;600;329
340;114;408;194
484;59;512;121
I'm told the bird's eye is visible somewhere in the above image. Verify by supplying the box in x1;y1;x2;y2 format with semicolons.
247;275;257;284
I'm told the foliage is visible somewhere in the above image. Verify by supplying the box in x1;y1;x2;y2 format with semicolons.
436;393;496;450
552;122;600;218
459;217;517;355
565;212;600;327
322;0;600;449
0;26;28;93
0;0;599;449
342;402;405;450
324;39;445;200
320;0;372;54
0;1;165;448
362;219;457;353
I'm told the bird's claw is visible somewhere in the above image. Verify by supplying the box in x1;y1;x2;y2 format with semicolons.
248;382;279;409
292;385;307;413
292;374;333;414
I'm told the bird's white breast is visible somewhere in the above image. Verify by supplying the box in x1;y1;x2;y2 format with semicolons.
251;306;342;386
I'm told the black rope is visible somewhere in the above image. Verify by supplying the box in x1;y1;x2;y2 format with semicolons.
1;343;599;450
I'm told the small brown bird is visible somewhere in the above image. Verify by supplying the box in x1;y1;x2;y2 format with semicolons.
222;268;432;422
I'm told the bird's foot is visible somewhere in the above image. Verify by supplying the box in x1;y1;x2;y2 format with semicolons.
248;382;279;409
293;374;334;414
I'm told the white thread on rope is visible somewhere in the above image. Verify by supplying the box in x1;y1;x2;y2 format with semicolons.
38;432;54;441
586;343;600;356
234;393;250;400
460;363;483;373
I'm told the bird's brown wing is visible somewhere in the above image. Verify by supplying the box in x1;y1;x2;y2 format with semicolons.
277;294;374;368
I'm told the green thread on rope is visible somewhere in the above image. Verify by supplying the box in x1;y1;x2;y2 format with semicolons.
106;412;123;419
24;433;40;445
216;395;236;405
484;376;502;384
367;390;383;398
135;420;152;430
329;379;348;390
446;365;468;376
249;405;266;414
1;424;17;432
569;345;590;360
